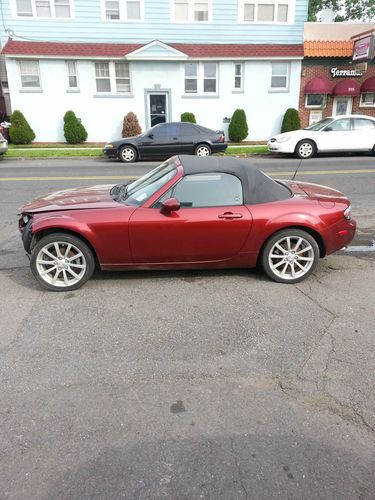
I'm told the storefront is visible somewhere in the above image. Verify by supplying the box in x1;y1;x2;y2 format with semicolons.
299;24;375;127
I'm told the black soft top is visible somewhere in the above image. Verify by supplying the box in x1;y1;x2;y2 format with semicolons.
177;155;291;205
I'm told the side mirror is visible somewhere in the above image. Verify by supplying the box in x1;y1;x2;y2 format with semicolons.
148;133;154;139
160;198;180;215
324;127;332;132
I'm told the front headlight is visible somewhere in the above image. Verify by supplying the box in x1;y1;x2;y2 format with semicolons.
344;206;351;220
105;143;114;149
277;136;291;143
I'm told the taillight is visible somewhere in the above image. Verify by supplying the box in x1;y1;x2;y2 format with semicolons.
219;134;225;143
344;206;351;220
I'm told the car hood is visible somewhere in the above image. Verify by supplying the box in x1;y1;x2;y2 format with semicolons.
20;184;120;213
270;129;319;141
109;135;140;146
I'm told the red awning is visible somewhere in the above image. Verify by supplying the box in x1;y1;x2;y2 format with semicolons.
332;79;361;96
304;77;333;94
361;77;375;93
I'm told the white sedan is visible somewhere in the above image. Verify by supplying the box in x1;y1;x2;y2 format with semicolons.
268;114;375;159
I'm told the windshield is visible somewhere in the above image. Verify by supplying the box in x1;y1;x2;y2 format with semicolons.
122;160;177;206
304;118;334;131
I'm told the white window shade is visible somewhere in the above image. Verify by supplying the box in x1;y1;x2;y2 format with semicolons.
16;0;32;16
36;0;51;16
175;0;189;21
19;60;40;88
55;0;70;17
126;1;140;19
105;0;120;19
194;1;208;21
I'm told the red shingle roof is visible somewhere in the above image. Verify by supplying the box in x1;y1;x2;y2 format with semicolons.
304;40;354;57
1;38;304;58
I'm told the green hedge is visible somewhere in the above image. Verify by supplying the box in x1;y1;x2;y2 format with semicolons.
180;112;196;123
228;109;248;142
281;108;301;133
63;110;88;144
9;110;35;144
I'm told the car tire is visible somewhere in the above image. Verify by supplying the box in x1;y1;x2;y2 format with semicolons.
195;144;212;157
30;233;95;291
261;229;319;284
119;145;137;163
295;140;316;159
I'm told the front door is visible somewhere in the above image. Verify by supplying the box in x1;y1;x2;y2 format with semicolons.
333;96;353;116
148;93;168;127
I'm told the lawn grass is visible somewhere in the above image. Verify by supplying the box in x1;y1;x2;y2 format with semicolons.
8;143;104;149
4;144;269;159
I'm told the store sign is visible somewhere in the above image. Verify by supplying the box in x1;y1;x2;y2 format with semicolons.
330;67;363;78
352;35;375;63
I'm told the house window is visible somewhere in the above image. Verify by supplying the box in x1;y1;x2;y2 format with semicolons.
15;0;72;18
173;0;211;22
103;0;142;20
184;62;217;95
239;0;290;23
234;63;243;90
305;94;326;108
19;60;41;88
67;61;78;88
270;62;289;89
115;62;131;93
360;93;375;107
95;61;131;94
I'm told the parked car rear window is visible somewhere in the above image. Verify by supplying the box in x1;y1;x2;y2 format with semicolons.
353;118;375;130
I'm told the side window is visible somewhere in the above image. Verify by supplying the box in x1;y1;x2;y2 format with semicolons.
354;118;375;130
181;123;196;136
157;173;243;208
326;118;351;131
153;124;180;138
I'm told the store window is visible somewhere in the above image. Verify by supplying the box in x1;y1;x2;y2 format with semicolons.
103;0;142;21
270;62;289;90
184;62;218;95
173;0;211;22
360;93;375;107
15;0;72;18
94;62;131;94
234;63;243;90
305;94;326;108
19;60;41;89
239;0;290;23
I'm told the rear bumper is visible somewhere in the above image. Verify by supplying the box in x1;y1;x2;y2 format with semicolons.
212;143;228;153
322;217;357;256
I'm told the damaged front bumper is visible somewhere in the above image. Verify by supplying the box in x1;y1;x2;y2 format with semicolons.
18;215;33;254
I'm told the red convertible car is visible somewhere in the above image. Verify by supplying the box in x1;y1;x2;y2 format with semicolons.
18;156;356;291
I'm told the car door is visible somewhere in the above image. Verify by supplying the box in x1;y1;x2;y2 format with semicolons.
139;123;181;158
180;123;199;153
351;118;375;150
317;117;353;151
129;172;253;263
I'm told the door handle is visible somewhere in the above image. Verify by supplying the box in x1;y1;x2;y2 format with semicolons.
218;212;243;219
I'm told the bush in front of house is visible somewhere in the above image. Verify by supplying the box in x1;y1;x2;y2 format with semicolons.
63;110;88;144
122;112;142;138
180;112;196;123
9;110;35;144
281;108;301;133
228;109;248;142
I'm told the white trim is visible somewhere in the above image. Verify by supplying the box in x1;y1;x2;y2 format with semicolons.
100;0;144;22
304;93;326;109
18;59;42;90
233;62;244;91
125;40;188;60
93;60;132;95
237;0;295;25
5;54;303;61
182;61;219;96
66;60;79;90
11;0;75;19
170;0;213;24
269;60;290;91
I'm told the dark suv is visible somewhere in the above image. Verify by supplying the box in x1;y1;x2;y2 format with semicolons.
103;122;227;162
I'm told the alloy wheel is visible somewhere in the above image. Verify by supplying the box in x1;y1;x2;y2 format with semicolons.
196;145;211;156
298;142;314;159
120;147;136;162
268;235;315;280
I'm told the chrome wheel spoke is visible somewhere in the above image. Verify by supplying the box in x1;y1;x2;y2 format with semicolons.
269;235;315;280
272;259;285;269
66;267;80;279
52;268;62;284
54;242;63;258
298;256;313;261
69;263;85;269
40;265;57;276
294;238;302;251
295;260;305;271
37;259;55;265
297;245;312;254
275;243;285;253
42;248;56;260
62;269;69;285
69;252;83;262
64;244;72;257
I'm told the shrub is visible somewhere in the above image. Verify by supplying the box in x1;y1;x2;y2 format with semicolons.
180;112;196;123
63;110;88;144
9;110;35;144
228;109;248;142
122;112;142;137
281;108;301;133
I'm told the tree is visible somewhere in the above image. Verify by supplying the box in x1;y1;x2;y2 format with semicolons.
9;110;35;144
63;111;88;144
122;112;142;137
228;109;248;142
308;0;375;21
281;108;301;133
180;112;196;123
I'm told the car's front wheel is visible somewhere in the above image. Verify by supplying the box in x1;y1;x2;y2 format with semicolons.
295;140;316;159
261;229;319;284
195;144;212;157
119;145;137;163
30;233;95;291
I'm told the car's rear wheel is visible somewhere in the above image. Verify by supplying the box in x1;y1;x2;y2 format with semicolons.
119;145;137;163
30;233;95;291
261;229;319;284
295;140;316;159
195;144;212;157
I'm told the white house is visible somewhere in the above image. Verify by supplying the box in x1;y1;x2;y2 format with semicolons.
0;0;307;142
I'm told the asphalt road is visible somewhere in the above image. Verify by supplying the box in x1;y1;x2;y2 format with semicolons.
1;155;375;499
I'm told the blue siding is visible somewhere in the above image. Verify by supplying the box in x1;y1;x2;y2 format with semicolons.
0;0;307;46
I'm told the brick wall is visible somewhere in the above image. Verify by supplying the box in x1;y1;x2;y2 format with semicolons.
299;59;375;127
